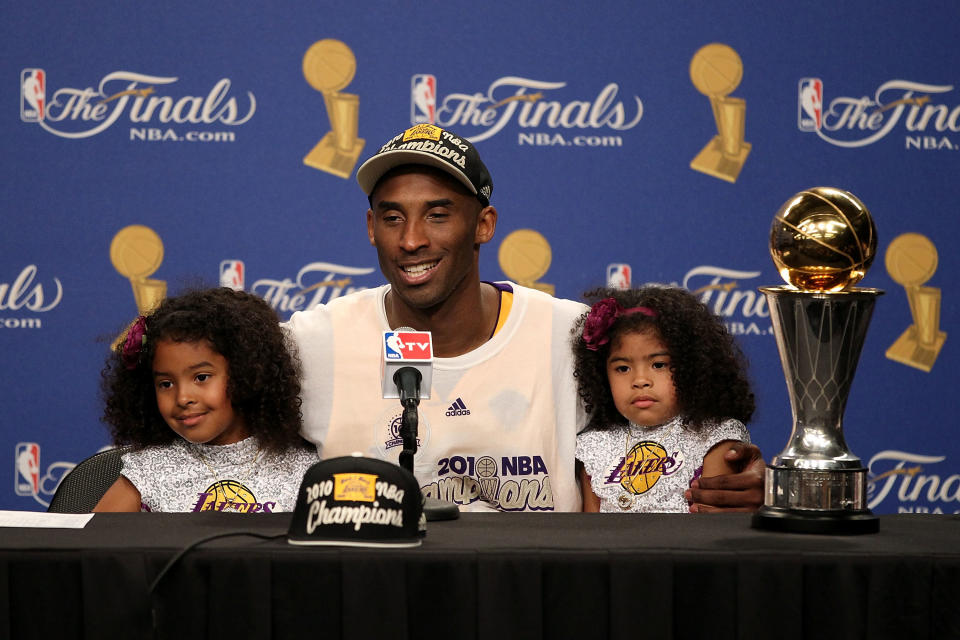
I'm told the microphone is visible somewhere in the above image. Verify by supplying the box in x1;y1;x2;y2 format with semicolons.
379;327;458;522
381;328;433;401
394;368;422;406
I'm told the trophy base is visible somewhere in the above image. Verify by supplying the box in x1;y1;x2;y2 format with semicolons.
752;505;879;535
690;136;751;183
304;132;366;178
885;324;946;372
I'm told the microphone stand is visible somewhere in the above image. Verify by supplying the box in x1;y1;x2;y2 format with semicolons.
397;397;419;474
393;367;459;521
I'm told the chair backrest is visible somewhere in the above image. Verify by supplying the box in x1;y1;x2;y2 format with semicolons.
47;446;130;513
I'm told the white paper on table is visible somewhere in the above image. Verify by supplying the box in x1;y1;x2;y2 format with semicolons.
0;510;93;528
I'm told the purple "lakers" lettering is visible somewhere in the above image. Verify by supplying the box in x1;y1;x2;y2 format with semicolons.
604;452;679;484
190;492;276;513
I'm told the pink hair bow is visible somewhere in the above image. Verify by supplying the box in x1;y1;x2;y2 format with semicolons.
121;316;147;370
582;298;656;351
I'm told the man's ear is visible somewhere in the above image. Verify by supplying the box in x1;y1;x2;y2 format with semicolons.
475;205;497;245
366;209;376;246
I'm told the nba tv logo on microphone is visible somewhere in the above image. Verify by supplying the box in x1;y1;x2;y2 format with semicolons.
382;330;433;399
384;331;432;361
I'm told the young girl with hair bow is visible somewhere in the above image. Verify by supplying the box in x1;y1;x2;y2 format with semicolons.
94;288;318;513
572;286;755;512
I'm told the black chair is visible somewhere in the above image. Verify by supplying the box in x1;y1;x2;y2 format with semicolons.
47;446;130;513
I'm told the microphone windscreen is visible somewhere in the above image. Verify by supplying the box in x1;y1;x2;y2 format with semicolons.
381;329;433;399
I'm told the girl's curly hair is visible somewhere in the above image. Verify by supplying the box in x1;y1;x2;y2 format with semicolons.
101;287;305;453
572;286;755;430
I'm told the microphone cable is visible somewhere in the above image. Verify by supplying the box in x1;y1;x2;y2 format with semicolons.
148;530;287;635
148;529;285;594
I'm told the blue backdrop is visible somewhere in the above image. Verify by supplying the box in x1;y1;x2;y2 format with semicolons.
3;1;958;513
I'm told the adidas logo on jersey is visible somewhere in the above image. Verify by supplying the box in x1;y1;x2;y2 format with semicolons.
445;397;471;416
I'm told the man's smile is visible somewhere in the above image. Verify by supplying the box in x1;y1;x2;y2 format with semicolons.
399;259;440;282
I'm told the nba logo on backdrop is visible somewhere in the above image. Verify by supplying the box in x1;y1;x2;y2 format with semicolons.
20;69;45;122
798;78;823;131
219;260;245;290
14;443;40;496
606;264;632;289
411;75;436;124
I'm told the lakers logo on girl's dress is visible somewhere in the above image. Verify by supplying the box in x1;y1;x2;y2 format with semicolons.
197;480;257;510
620;441;681;495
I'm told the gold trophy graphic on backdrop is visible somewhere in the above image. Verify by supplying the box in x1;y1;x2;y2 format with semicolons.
110;224;166;347
689;43;751;183
884;233;946;372
302;39;365;178
753;187;881;535
498;229;555;296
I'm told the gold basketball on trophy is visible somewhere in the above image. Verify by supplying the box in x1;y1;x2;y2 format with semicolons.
497;228;555;295
110;225;164;279
770;187;877;292
689;43;742;97
302;39;356;92
498;229;552;283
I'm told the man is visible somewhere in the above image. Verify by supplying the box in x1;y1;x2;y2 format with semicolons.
286;123;763;512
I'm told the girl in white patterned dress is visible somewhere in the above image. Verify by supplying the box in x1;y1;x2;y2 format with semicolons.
94;288;317;513
573;286;755;513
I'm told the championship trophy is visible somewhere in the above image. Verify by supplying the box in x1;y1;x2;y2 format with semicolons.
689;43;751;183
110;224;166;313
302;39;365;178
752;187;881;534
497;229;555;296
109;224;167;349
884;233;946;372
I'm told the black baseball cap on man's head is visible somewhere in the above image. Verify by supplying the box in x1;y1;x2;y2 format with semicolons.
357;124;493;206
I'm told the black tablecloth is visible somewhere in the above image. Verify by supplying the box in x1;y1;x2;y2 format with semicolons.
2;513;958;640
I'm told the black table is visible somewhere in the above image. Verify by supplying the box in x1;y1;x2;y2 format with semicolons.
2;513;958;640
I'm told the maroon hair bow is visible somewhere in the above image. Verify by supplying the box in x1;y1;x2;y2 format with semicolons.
121;316;148;370
582;297;656;351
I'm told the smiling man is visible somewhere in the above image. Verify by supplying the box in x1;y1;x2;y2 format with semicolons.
286;124;585;512
285;124;763;512
365;164;499;358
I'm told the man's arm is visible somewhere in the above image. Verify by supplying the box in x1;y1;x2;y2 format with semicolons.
684;442;765;513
